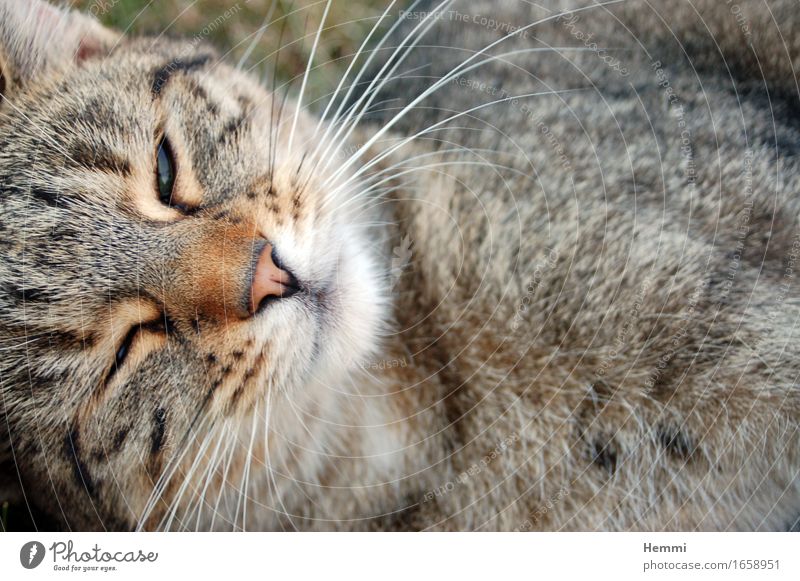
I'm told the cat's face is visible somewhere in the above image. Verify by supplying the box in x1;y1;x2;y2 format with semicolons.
0;0;385;529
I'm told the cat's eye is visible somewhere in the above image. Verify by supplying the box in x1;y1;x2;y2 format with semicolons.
106;325;142;383
111;326;141;379
107;318;170;385
156;136;178;208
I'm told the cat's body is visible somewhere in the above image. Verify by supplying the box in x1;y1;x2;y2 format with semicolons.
1;0;799;531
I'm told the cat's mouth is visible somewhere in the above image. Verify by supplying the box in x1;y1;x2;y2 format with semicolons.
253;284;303;316
252;277;331;319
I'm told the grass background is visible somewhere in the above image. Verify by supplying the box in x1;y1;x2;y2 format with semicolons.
72;0;391;102
2;0;391;532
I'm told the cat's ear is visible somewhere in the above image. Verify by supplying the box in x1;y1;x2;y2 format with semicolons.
0;0;118;103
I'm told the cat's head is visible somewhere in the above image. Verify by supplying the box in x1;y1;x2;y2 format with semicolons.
0;0;386;529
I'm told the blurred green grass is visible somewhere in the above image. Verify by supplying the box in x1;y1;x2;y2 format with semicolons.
71;0;392;102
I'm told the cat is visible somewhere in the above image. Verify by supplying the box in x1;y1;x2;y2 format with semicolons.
0;0;798;531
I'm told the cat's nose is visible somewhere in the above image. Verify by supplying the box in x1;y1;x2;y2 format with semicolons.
250;244;300;313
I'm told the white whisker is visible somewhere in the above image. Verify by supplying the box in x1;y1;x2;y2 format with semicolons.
237;400;261;531
288;0;333;154
236;0;279;71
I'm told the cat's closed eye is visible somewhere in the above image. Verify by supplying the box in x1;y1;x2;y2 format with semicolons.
113;326;138;373
107;318;170;385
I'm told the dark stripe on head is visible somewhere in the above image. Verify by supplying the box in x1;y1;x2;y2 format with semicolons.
47;329;95;350
152;56;213;97
217;114;247;144
65;428;97;498
151;407;167;455
26;368;70;392
68;143;131;176
113;428;129;451
29;186;64;208
229;383;246;410
185;78;219;116
145;408;168;480
48;225;80;243
1;284;48;305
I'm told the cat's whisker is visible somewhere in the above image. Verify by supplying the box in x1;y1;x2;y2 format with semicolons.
159;426;218;531
207;426;241;530
324;90;579;214
269;23;293;187
241;0;334;77
236;400;261;531
313;1;398;133
269;20;416;200
317;141;474;211
138;414;214;530
306;93;409;181
186;425;234;531
267;387;325;531
311;0;454;175
287;0;332;155
324;174;411;204
324;0;626;184
160;424;217;531
306;0;425;166
321;141;531;216
188;420;230;531
328;140;508;201
210;423;241;531
272;394;333;518
318;91;543;210
329;156;528;215
347;220;402;228
236;0;279;71
139;375;225;529
305;102;423;201
146;1;197;46
324;47;593;191
262;382;298;531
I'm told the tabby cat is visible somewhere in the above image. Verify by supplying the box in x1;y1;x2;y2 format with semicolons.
1;0;798;531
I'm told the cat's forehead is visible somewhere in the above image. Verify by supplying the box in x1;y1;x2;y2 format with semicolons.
64;38;268;117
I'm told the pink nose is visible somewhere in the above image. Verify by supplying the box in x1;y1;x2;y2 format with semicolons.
250;244;300;313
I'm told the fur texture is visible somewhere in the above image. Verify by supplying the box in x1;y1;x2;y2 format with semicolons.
0;0;799;531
